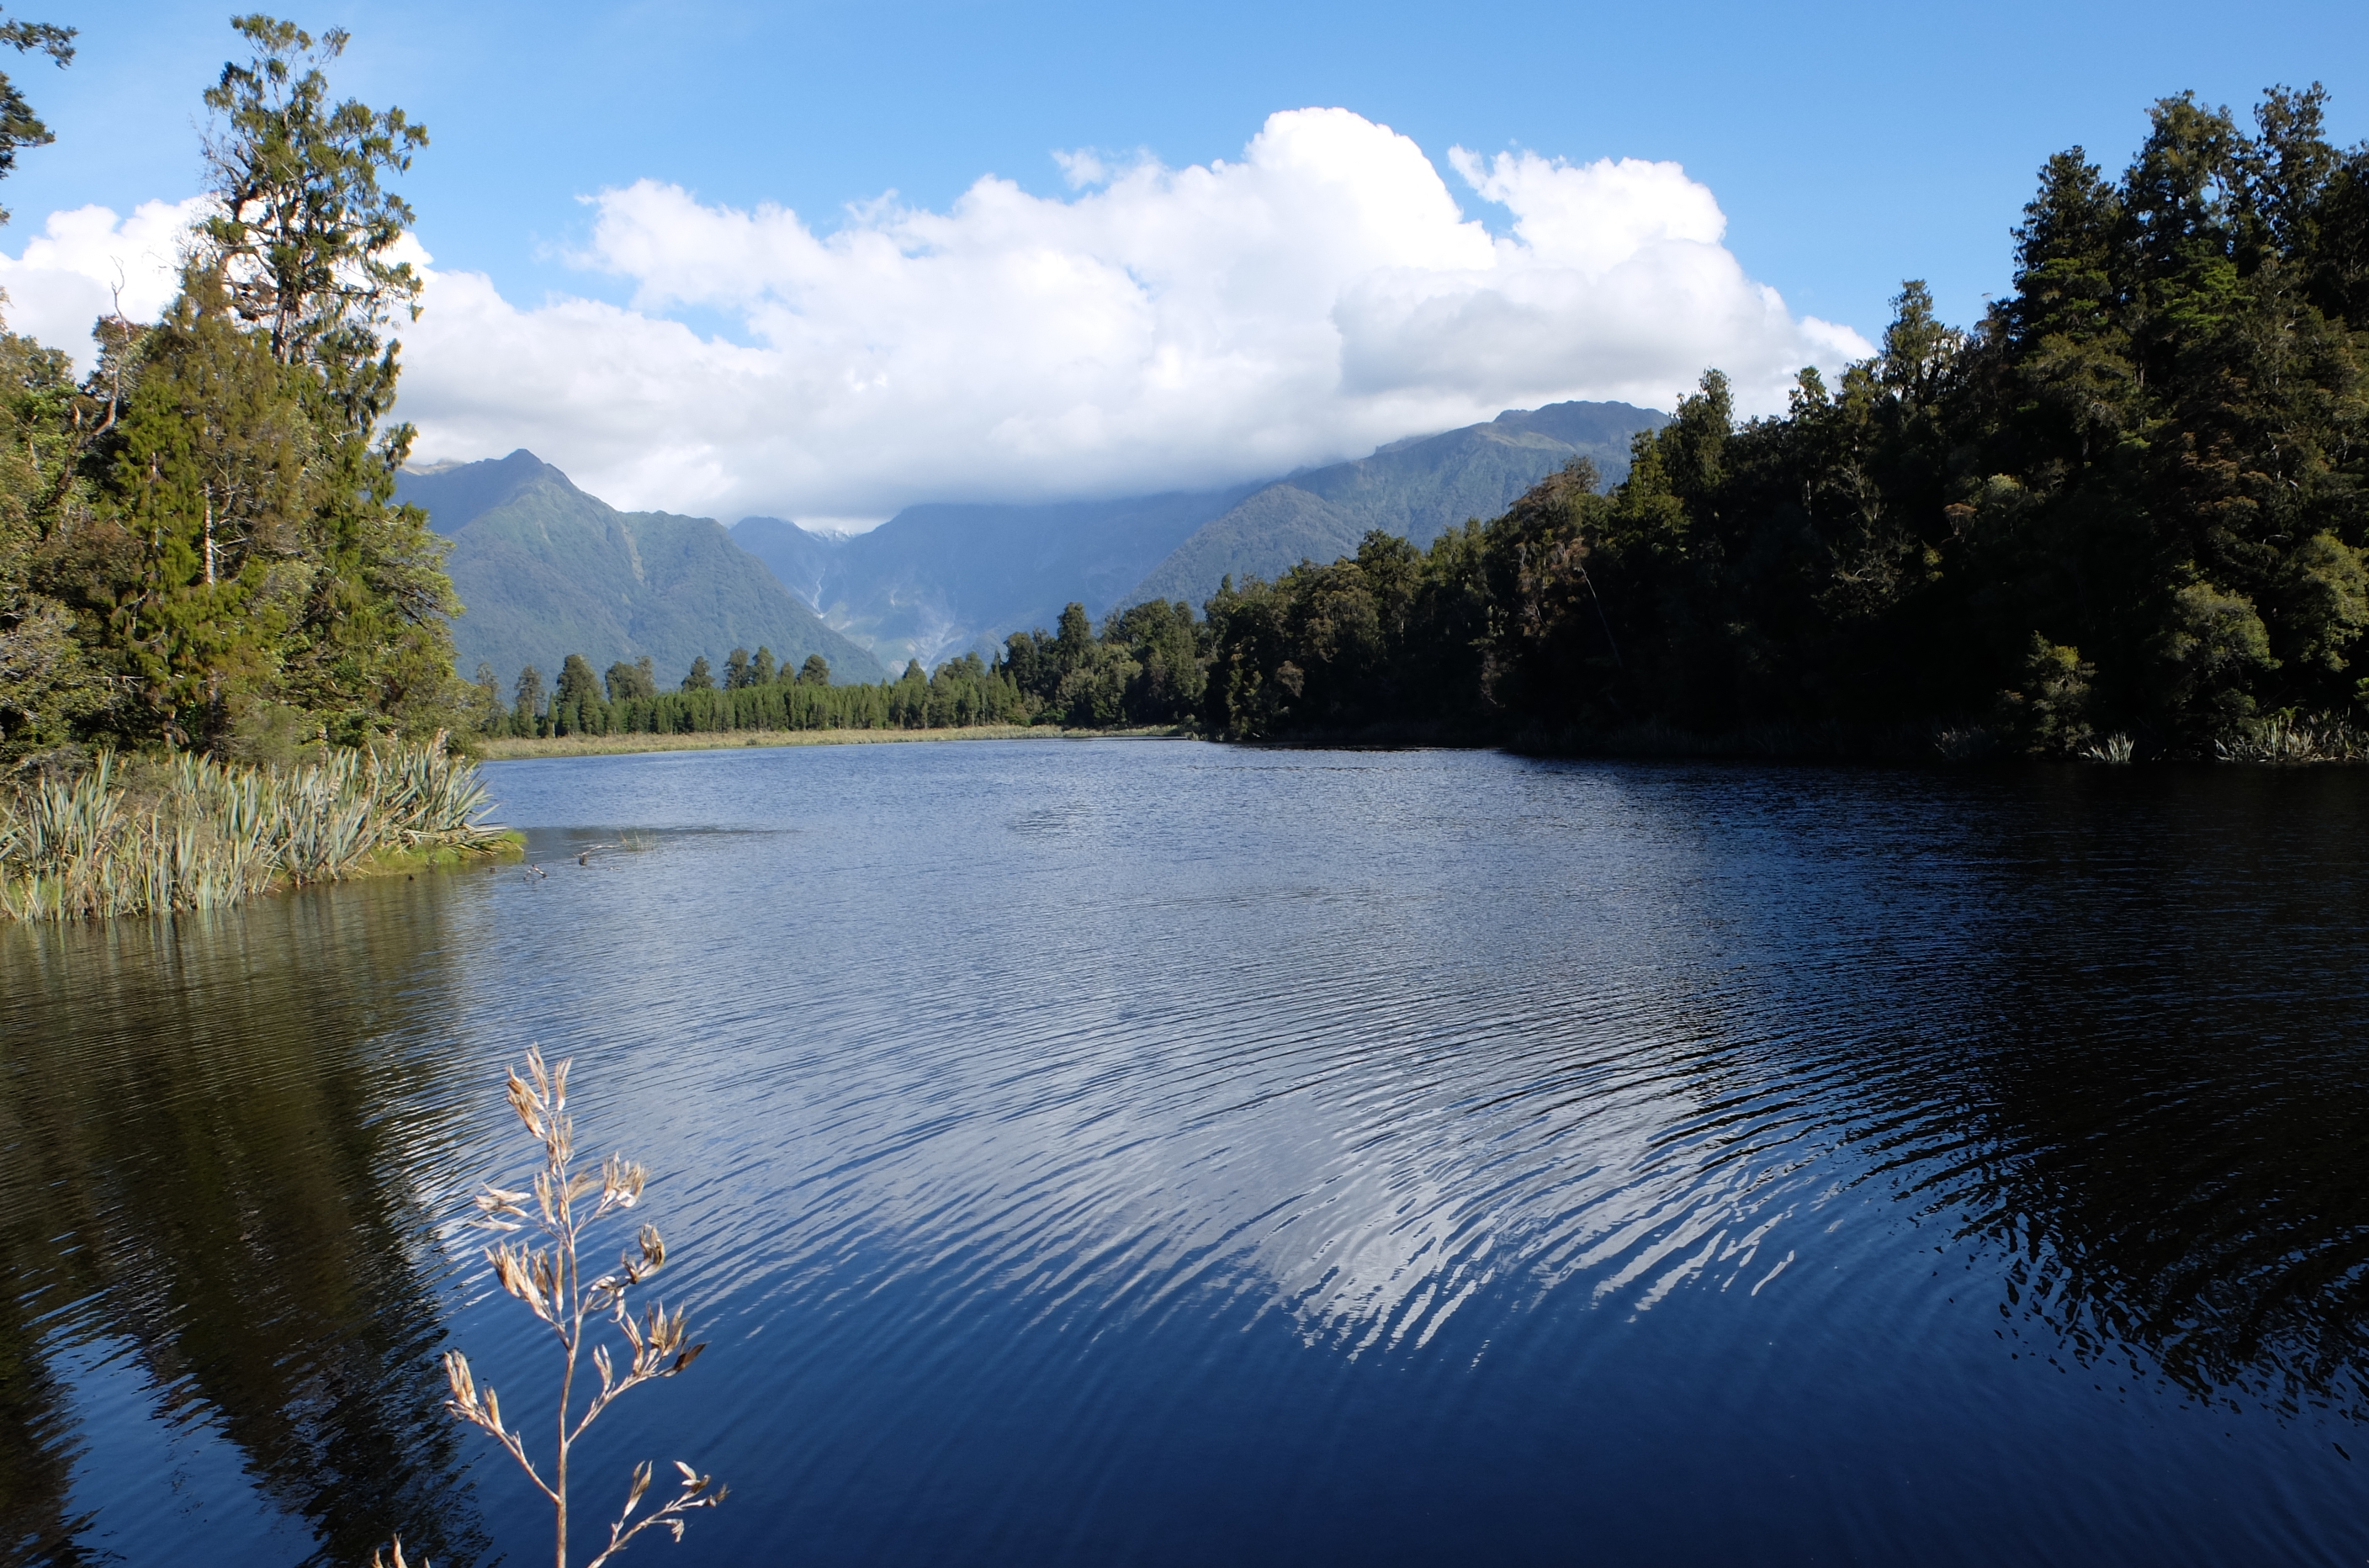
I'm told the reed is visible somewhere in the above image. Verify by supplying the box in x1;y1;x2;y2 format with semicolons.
0;731;510;920
437;1046;725;1568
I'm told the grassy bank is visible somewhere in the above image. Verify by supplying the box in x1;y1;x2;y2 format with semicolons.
0;736;517;921
474;724;1188;760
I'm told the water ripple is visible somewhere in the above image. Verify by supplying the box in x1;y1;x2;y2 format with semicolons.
6;745;2369;1565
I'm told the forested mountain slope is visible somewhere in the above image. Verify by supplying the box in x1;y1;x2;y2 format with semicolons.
397;452;887;686
1123;400;1666;608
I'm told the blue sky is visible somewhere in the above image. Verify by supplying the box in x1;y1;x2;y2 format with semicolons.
2;0;2364;519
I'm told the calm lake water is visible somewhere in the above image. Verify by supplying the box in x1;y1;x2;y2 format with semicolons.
4;739;2369;1565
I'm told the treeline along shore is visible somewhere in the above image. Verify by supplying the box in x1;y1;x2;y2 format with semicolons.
482;599;1207;740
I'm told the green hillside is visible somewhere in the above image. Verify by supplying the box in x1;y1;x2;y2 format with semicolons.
397;452;887;686
1124;401;1666;608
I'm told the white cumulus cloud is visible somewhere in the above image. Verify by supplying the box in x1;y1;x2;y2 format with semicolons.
0;198;205;363
0;110;1869;521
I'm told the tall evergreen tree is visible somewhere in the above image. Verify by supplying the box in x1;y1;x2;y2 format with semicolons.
470;660;501;731
78;280;315;746
185;14;459;745
511;664;544;734
554;653;600;708
604;656;656;702
1054;602;1094;674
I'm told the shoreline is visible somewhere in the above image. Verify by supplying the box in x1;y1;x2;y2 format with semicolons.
472;725;1190;761
340;830;527;882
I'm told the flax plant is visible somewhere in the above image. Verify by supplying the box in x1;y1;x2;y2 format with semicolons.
443;1047;724;1567
0;731;507;919
2214;717;2369;764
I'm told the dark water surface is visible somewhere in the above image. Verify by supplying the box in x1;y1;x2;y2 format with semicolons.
5;739;2369;1565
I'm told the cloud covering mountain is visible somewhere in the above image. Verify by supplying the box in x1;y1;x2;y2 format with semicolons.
0;109;1867;523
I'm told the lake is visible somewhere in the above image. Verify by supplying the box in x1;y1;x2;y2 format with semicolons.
4;739;2367;1565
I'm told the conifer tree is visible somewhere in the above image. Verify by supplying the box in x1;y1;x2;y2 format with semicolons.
471;660;502;731
512;665;544;735
188;15;459;745
604;657;656;702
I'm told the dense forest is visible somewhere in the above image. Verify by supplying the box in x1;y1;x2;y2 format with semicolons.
0;16;467;768
1190;86;2369;760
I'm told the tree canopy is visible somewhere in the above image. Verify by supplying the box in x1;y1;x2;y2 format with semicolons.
0;12;464;764
0;8;72;220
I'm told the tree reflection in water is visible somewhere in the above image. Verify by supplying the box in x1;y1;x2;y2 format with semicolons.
0;880;490;1567
1815;766;2369;1421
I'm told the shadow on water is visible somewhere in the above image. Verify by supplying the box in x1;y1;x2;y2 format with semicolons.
0;882;492;1567
1653;760;2369;1421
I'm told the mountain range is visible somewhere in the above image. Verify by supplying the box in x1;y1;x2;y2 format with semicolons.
729;485;1263;675
730;399;1666;669
395;451;888;686
1124;400;1665;608
400;399;1665;687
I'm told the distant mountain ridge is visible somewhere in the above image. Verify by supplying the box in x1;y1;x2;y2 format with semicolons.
396;451;887;686
730;486;1261;673
1124;400;1666;608
729;399;1666;669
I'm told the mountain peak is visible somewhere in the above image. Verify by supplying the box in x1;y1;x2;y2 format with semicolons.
395;456;885;685
397;449;579;537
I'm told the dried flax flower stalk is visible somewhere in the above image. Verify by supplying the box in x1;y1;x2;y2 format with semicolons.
437;1045;725;1567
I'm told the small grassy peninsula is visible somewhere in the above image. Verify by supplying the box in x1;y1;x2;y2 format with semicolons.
0;735;516;920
